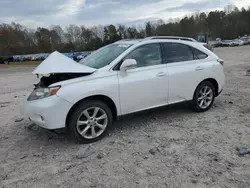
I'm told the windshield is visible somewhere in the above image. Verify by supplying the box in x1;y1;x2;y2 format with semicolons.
79;43;132;69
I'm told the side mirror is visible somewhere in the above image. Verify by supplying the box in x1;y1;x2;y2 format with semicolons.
120;59;137;71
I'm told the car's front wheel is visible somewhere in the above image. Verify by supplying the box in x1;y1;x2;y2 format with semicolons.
4;60;9;65
68;100;113;144
191;81;215;112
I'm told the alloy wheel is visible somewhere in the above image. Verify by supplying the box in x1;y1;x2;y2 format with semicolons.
197;86;213;109
76;107;108;139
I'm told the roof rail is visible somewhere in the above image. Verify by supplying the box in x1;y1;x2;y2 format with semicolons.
144;36;197;42
116;39;144;42
116;39;133;42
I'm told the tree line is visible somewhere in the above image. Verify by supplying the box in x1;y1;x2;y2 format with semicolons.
0;5;250;56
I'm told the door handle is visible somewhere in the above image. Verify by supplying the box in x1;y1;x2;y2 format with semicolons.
195;66;203;71
156;72;167;77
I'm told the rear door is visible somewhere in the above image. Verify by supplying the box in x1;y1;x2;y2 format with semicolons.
163;42;214;104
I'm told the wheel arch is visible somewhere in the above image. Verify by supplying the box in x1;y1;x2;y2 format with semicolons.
66;95;118;127
195;78;219;98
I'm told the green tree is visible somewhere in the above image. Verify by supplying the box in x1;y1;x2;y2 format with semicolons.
145;22;152;37
1;5;250;56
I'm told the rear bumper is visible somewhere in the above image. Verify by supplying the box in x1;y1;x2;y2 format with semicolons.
23;94;73;129
216;69;225;97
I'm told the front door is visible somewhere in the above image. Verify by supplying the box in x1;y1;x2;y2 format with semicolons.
118;43;168;115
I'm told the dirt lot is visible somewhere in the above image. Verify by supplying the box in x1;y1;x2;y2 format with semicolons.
1;46;250;188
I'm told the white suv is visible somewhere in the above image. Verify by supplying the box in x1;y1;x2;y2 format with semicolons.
24;37;225;143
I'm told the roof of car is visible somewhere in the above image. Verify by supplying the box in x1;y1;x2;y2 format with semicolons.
114;36;200;45
144;36;197;41
114;39;205;48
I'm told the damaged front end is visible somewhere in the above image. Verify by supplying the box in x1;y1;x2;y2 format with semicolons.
28;73;91;101
27;51;96;101
35;73;91;88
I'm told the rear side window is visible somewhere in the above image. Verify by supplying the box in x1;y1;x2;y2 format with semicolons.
163;43;194;63
191;47;208;60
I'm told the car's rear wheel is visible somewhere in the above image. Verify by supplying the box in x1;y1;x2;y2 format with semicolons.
4;60;9;65
191;81;215;112
68;100;113;144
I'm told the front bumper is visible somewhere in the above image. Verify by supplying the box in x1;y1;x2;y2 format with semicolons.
23;94;73;129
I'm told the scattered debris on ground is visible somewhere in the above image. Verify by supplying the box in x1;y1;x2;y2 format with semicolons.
14;117;24;122
237;148;250;156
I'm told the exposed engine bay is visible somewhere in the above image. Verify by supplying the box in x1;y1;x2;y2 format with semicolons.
35;73;92;88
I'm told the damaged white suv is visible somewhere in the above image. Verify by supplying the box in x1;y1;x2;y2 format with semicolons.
24;37;225;143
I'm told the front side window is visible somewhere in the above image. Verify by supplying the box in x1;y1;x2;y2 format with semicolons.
79;44;132;69
124;43;162;68
163;43;194;63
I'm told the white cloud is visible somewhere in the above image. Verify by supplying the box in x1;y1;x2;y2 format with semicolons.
57;0;86;18
0;0;249;28
232;0;250;8
111;0;187;21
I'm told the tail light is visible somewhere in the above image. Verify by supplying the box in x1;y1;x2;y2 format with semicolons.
217;59;224;66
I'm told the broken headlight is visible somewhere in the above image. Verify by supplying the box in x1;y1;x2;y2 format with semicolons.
27;86;61;101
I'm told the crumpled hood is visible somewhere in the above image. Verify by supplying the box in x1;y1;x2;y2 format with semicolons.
32;51;96;75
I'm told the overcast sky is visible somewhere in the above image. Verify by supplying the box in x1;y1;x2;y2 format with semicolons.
0;0;249;28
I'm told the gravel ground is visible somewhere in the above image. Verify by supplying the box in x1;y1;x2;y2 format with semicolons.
1;46;250;188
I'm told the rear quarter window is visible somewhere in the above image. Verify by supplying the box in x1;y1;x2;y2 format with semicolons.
191;47;208;60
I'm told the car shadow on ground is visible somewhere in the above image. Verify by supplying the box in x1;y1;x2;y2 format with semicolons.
113;102;193;131
22;102;192;145
19;121;75;146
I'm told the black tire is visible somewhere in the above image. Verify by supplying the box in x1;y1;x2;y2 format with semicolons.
190;81;215;112
4;61;9;65
68;100;113;144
